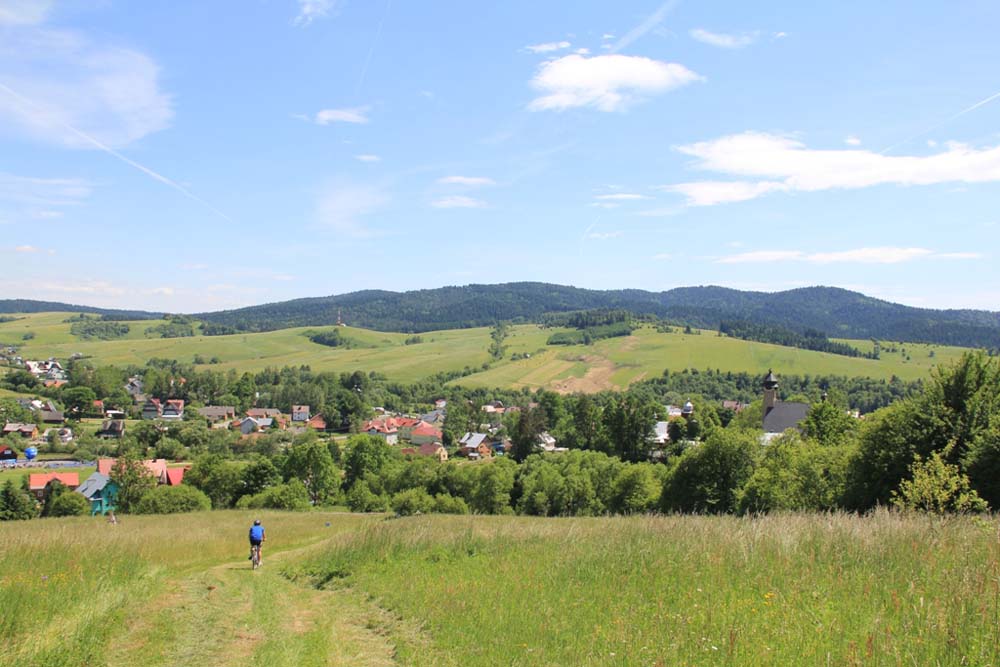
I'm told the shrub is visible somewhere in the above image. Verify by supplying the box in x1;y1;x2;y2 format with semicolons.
48;492;90;517
391;488;434;516
346;480;388;513
236;479;311;511
135;485;211;514
892;450;988;514
432;493;469;514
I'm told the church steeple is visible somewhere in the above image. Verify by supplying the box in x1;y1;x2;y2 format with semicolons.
762;369;778;413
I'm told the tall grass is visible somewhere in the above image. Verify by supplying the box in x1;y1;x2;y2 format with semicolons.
0;510;365;667
295;512;1000;666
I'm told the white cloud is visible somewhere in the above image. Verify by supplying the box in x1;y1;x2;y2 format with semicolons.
315;183;387;237
293;0;340;27
594;193;650;201
575;48;590;55
524;41;571;54
528;54;702;112
355;154;381;162
0;173;91;207
0;0;53;25
431;195;487;209
773;31;788;39
314;107;369;124
845;135;861;146
437;176;496;187
689;28;758;49
14;245;42;253
0;28;173;148
587;231;623;240
602;34;616;40
667;132;1000;206
715;247;980;265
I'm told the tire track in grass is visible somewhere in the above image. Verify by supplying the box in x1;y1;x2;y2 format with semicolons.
107;541;402;667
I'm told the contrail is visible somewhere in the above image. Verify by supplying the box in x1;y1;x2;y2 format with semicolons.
0;81;234;223
881;89;1000;155
612;0;680;53
355;0;391;98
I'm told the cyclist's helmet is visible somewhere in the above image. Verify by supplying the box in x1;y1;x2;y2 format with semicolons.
253;519;261;525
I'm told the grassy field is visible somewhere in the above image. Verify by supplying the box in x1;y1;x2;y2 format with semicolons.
295;512;1000;666
1;312;974;391
3;511;997;666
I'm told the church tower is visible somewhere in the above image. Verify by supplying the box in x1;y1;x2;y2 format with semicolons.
762;369;779;414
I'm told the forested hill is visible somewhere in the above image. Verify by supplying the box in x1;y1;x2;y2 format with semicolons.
4;284;999;348
197;283;1000;348
0;299;161;320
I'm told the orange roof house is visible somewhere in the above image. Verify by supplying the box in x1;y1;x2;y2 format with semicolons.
28;472;80;500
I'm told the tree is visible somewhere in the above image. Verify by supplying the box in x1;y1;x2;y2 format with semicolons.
237;479;311;511
0;479;37;520
488;321;509;360
48;491;90;517
738;433;852;513
604;394;657;463
62;386;97;416
470;459;516;514
342;435;396;489
346;479;387;512
609;464;661;514
241;456;282;498
284;439;341;505
41;480;69;517
803;401;858;447
184;454;243;509
661;430;760;514
511;407;547;462
892;450;988;514
571;394;609;452
0;398;34;424
136;485;212;514
391;488;434;516
110;453;158;513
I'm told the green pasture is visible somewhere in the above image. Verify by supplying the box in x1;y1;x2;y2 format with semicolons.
1;313;976;391
297;512;1000;667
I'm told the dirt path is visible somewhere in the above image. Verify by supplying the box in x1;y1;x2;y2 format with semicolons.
105;541;403;667
550;355;619;394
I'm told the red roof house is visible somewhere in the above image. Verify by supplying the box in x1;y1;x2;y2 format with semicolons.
28;472;80;500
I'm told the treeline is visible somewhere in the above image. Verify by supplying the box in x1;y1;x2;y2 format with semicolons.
547;321;635;346
70;319;131;341
307;329;366;349
719;320;876;358
144;315;195;339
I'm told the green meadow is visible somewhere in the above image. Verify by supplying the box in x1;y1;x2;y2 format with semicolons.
1;312;973;391
2;511;998;666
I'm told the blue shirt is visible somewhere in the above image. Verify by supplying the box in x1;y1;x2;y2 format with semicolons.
249;525;264;541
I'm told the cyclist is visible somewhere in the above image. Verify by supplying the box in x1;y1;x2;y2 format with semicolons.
248;519;266;565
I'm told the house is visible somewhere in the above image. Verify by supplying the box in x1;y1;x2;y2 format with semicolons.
420;409;446;426
76;472;118;515
197;406;237;423
28;472;79;500
246;408;282;420
96;458;170;484
165;467;187;486
651;421;670;445
291;405;310;422
142;398;162;420
97;419;126;439
761;370;811;442
401;442;449;462
722;400;749;414
458;432;493;459
409;421;443;446
434;399;447;410
536;432;567;453
306;414;328;431
124;376;144;396
236;416;273;435
2;423;38;439
44;427;74;444
161;399;185;421
0;445;16;461
91;399;105;416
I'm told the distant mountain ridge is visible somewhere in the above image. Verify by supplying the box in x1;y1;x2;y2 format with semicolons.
3;284;999;348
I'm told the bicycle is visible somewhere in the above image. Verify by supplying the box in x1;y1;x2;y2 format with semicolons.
250;543;261;570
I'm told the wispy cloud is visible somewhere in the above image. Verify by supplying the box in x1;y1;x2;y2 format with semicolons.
587;230;623;240
594;193;650;201
313;107;370;124
611;0;679;53
293;0;340;27
524;41;571;54
665;132;1000;206
437;176;496;187
355;154;381;162
845;135;861;146
715;247;982;264
0;0;53;25
315;183;387;237
0;173;91;207
0;27;173;149
528;54;701;112
14;245;53;254
431;195;487;209
689;28;758;49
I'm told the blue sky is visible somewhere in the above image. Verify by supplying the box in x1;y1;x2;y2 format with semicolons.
1;0;999;312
